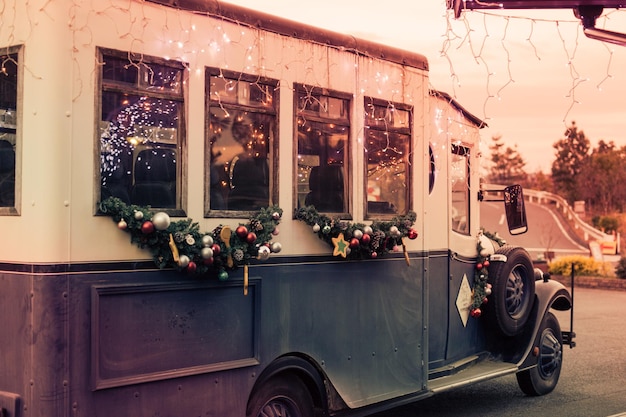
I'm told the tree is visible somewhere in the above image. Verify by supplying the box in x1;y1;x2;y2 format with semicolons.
551;121;590;203
488;134;527;184
523;170;553;191
577;140;626;214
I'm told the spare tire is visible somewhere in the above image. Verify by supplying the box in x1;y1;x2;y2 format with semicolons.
486;245;535;337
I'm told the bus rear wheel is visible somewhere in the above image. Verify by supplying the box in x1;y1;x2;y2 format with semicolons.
247;374;315;417
516;312;563;396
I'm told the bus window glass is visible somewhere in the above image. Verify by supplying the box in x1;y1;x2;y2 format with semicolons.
365;100;411;217
0;48;18;211
98;49;185;212
296;86;349;214
451;144;470;234
207;72;276;214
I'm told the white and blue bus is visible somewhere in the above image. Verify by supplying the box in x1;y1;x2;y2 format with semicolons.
0;1;573;416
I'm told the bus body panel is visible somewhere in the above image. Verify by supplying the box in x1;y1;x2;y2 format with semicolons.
0;0;571;416
1;255;428;415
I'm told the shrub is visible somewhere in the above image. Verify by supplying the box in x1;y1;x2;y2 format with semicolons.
548;255;614;277
592;215;620;233
615;257;626;279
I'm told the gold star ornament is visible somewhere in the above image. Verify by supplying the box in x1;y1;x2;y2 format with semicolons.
332;233;349;258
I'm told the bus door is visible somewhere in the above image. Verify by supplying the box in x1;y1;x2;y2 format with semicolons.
445;143;488;362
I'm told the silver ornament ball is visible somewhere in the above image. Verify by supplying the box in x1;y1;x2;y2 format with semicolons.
201;247;214;259
201;234;214;247
178;255;190;268
152;212;171;231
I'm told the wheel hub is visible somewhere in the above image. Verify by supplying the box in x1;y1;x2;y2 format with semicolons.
258;397;299;417
538;330;562;378
506;269;527;318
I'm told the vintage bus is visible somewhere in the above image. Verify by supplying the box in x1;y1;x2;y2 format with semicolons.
0;1;574;416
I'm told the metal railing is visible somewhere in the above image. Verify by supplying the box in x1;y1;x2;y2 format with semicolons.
484;184;613;243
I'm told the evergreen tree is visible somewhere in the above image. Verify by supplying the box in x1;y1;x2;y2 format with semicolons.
551;121;590;203
577;140;626;213
524;170;553;191
488;134;527;184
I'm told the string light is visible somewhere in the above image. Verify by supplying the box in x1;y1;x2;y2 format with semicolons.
442;7;621;127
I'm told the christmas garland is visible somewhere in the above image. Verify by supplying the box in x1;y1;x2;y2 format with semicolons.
99;197;283;281
470;230;505;318
294;206;418;260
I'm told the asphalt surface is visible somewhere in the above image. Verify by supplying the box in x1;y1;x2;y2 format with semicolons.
370;287;626;417
480;200;590;260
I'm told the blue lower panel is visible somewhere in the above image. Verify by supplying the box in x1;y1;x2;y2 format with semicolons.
255;255;425;408
91;281;260;389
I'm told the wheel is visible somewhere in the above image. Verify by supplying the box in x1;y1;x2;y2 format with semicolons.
516;312;563;396
247;374;315;417
486;245;535;336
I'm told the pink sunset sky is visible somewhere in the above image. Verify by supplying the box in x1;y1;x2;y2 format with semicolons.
223;0;626;173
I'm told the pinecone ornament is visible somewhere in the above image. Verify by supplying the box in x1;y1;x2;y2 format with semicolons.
250;219;263;232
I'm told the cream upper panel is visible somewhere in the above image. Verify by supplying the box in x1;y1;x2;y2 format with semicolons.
0;0;429;263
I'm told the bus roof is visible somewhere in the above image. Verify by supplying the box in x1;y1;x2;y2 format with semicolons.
430;90;487;128
147;0;429;71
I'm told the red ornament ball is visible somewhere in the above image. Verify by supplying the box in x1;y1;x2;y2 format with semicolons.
370;251;378;258
141;221;155;234
211;243;221;255
476;263;483;270
361;233;371;245
187;261;197;274
236;225;248;239
408;229;418;240
482;297;488;304
203;257;214;265
483;260;490;268
470;308;482;318
246;232;257;244
349;238;360;249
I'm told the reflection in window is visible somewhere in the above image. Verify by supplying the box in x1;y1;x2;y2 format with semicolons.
296;86;349;213
429;145;436;194
451;144;470;235
365;100;411;217
207;72;276;213
0;48;18;210
98;50;184;210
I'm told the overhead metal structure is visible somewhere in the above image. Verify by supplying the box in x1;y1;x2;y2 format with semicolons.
448;0;626;46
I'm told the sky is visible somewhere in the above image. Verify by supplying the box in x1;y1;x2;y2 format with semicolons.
221;0;626;173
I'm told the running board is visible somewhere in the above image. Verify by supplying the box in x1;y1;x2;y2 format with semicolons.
429;358;518;394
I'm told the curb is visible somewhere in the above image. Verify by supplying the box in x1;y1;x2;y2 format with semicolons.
548;274;626;291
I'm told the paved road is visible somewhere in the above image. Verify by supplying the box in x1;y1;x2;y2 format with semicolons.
481;200;589;260
370;287;626;417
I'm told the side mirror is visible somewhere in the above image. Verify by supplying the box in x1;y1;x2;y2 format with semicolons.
503;184;528;235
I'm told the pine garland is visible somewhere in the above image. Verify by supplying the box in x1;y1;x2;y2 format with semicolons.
294;205;418;259
470;230;504;317
99;197;282;279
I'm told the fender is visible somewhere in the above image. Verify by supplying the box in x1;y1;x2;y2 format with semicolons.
517;276;573;370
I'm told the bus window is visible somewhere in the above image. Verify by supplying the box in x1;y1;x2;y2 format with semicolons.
98;49;185;213
364;100;411;217
206;71;277;215
296;85;350;214
451;144;470;234
0;47;19;213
